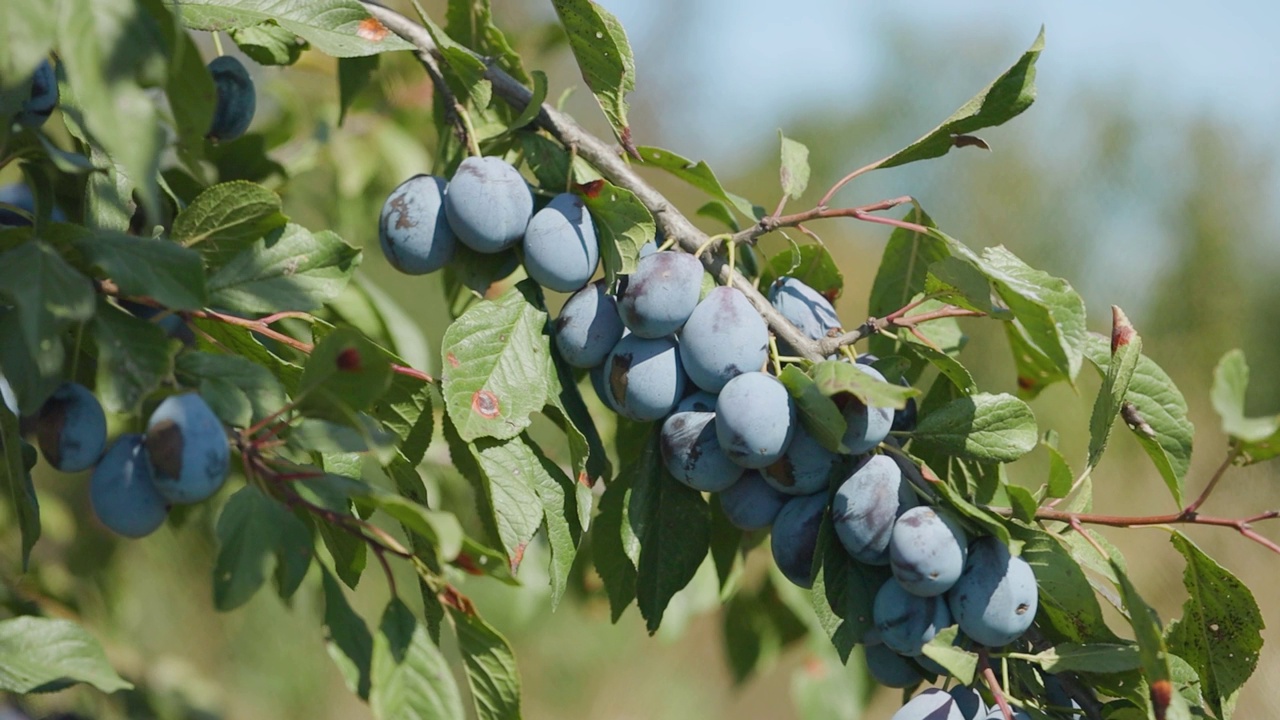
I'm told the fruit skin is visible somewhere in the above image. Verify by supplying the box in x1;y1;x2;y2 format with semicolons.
36;383;107;473
660;392;743;492
615;251;704;338
206;56;256;142
444;156;534;253
889;506;969;597
864;639;927;689
841;363;895;454
948;686;987;719
768;277;841;341
146;393;230;504
831;454;918;565
18;59;58;128
0;183;66;227
677;286;768;392
761;423;840;496
890;688;965;720
90;434;168;538
378;175;456;275
603;334;687;421
718;470;789;530
715;371;796;469
522;192;599;292
873;576;951;656
555;281;625;369
770;491;827;588
948;536;1039;648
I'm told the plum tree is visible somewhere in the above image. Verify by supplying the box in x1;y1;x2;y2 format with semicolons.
35;383;107;473
615;251;704;338
145;393;230;504
378;175;457;275
677;286;769;392
890;688;965;720
948;536;1039;648
444;156;534;253
831;454;918;564
873;577;952;656
555;281;625;369
17;58;57;128
770;491;827;588
603;334;687;421
521;192;599;292
718;470;790;530
206;55;255;141
841;363;896;454
660;392;743;492
715;371;796;468
89;434;168;539
761;424;841;495
889;506;969;597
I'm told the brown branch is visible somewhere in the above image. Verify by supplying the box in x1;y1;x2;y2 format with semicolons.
991;505;1280;555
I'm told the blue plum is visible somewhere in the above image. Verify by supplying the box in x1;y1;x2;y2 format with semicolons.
769;491;826;588
660;392;743;492
831;455;918;565
522;192;599;292
379;174;456;275
873;576;952;656
206;56;256;142
603;334;687;421
1043;674;1084;717
715;372;796;469
891;688;965;720
948;686;987;719
555;281;625;368
768;277;841;341
762;423;841;496
948;537;1038;648
841;363;895;454
677;286;769;392
444;156;534;253
890;506;969;597
90;434;169;538
864;640;927;688
616;251;703;338
589;363;617;412
146;393;230;504
0;183;65;227
36;383;107;473
718;470;789;530
638;238;660;258
18;59;58;128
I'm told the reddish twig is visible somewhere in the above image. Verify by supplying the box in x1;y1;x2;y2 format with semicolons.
1183;447;1241;514
817;156;892;207
979;648;1015;720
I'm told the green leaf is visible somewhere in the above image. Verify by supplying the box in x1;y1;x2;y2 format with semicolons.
778;132;810;200
1087;308;1142;470
550;0;636;151
213;485;314;611
635;145;761;219
370;597;465;720
1044;440;1074;499
811;359;917;410
440;281;553;442
75;231;207;310
866;208;944;352
981;245;1087;383
547;353;611;486
338;55;379;126
0;2;55;91
592;465;639;621
207;223;361;314
1024;643;1141;674
1110;553;1194;720
0;240;95;353
778;365;848;453
172;181;289;268
167;0;414;57
1005;319;1069;400
0;616;132;693
0;397;38;570
321;568;373;699
1165;533;1263;720
1210;349;1280;463
920;626;977;685
468;437;547;574
1083;333;1193;507
449;607;523;720
722;575;808;684
1012;524;1119;644
444;0;529;84
757;243;845;300
910;392;1036;462
504;69;547;133
92;300;178;414
296;327;393;423
176;351;289;427
582;181;655;284
880;27;1044;169
419;11;492;110
159;7;215;162
230;21;308;65
811;514;890;661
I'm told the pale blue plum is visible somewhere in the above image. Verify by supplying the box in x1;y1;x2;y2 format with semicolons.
768;277;841;341
831;455;918;565
90;434;168;538
207;56;255;141
603;334;687;421
948;537;1039;648
842;363;895;454
660;392;743;492
770;491;827;588
146;393;230;504
873;576;952;656
555;281;624;368
762;423;841;496
379;175;456;275
949;686;987;719
890;506;969;597
522;192;599;292
678;286;768;392
36;383;107;473
715;372;796;469
718;470;789;530
891;689;964;720
444;156;534;253
616;251;703;337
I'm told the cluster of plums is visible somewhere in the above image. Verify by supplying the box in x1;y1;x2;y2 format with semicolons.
889;675;1082;719
3;379;230;539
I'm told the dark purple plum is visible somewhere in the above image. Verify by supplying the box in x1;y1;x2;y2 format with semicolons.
890;506;968;597
603;334;687;421
715;372;796;469
841;363;895;454
768;277;841;341
444;156;534;253
18;59;58;128
379;174;456;275
948;536;1038;648
770;491;827;588
615;251;703;338
873;576;951;656
206;56;255;142
948;686;987;719
831;455;917;565
90;434;168;538
522;192;599;292
718;470;789;530
890;688;964;720
36;383;107;473
555;281;625;369
677;286;768;392
660;392;743;492
146;393;230;504
864;640;927;689
761;423;841;496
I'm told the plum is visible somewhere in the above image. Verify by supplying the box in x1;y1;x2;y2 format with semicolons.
841;363;895;454
379;175;456;275
718;470;789;530
444;156;534;253
589;363;618;412
715;371;796;469
36;383;107;473
90;434;168;538
768;276;841;341
864;641;927;689
555;281;625;368
889;506;968;597
18;59;58;128
522;192;599;292
1043;674;1084;717
948;536;1038;648
146;393;230;504
615;251;703;338
0;183;65;227
770;491;826;588
948;686;987;719
660;392;743;492
831;454;918;565
761;423;841;496
890;688;964;720
206;56;256;142
603;334;687;421
677;286;768;392
873;576;951;656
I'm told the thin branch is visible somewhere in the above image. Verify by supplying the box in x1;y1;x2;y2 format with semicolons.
817;156;892;207
979;648;1015;720
1183;446;1241;514
991;505;1280;555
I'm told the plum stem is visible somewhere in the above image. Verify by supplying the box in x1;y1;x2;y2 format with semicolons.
979;648;1015;720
